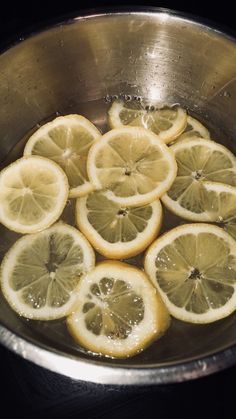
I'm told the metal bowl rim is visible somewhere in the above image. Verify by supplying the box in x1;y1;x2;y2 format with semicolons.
1;6;236;385
1;5;236;54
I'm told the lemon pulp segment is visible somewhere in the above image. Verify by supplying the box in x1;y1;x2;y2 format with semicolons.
67;261;170;357
87;126;177;206
24;115;101;198
0;156;69;234
145;223;236;323
108;100;187;144
76;190;163;258
0;223;95;319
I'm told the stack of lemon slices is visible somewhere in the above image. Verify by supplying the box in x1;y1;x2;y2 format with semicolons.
0;98;236;359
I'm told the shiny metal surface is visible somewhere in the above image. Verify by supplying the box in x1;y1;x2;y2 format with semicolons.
1;8;236;384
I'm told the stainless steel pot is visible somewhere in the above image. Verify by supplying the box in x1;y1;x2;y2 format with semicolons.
1;8;236;385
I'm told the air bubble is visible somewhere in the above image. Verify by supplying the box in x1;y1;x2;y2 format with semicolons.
223;91;231;98
124;94;132;101
104;95;112;103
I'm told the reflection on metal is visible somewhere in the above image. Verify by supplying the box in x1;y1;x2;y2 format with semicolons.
0;8;236;384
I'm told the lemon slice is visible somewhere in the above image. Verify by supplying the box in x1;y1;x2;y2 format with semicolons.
67;261;170;358
176;115;210;142
196;182;236;238
145;223;236;324
87;126;177;207
108;100;187;144
24;115;101;198
162;180;236;231
161;138;236;219
76;190;163;259
0;223;95;320
0;156;69;234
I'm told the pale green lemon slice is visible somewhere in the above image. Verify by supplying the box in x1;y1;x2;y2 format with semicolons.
161;138;236;219
108;100;187;144
0;156;69;234
0;223;95;320
67;261;170;358
87;126;177;207
175;115;210;142
76;190;163;259
24;115;101;198
162;182;236;239
200;182;236;239
145;223;236;323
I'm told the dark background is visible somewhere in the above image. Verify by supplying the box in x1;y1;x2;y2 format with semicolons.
0;1;236;418
1;0;236;43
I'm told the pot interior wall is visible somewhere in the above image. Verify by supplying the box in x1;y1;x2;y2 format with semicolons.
0;12;236;374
